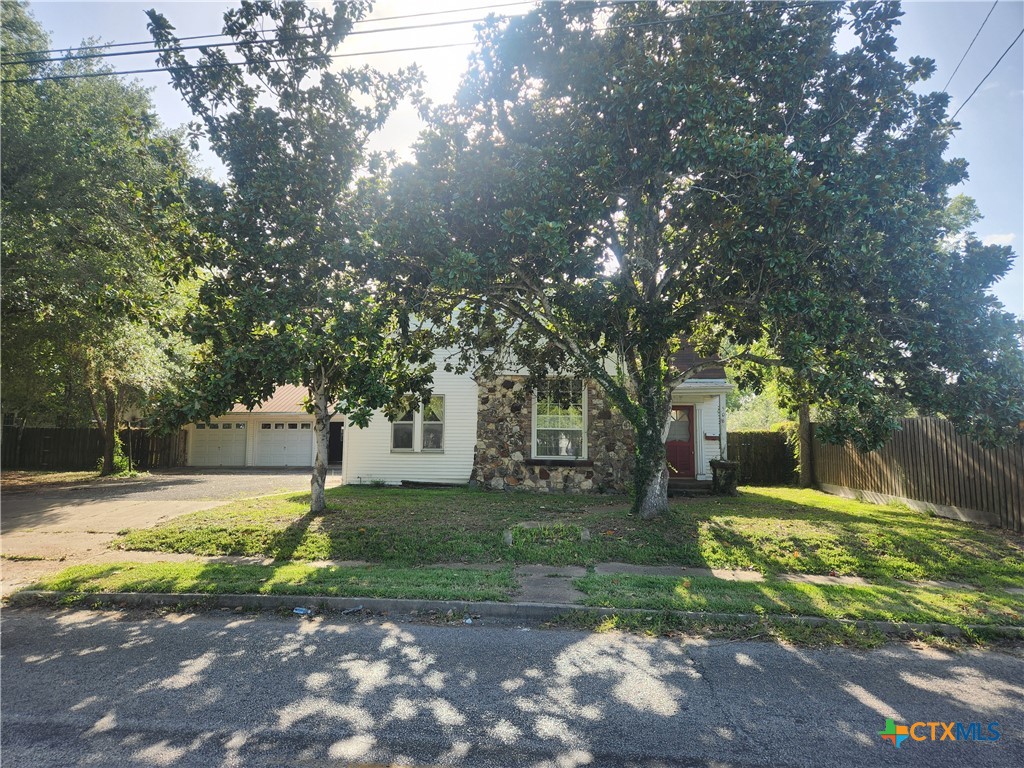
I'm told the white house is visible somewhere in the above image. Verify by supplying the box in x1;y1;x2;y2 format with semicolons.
183;348;731;492
340;354;479;486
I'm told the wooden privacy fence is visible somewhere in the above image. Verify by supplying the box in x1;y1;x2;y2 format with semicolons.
727;431;798;486
812;418;1023;534
1;427;185;471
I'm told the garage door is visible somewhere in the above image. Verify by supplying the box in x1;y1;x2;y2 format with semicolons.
191;421;247;466
256;421;313;466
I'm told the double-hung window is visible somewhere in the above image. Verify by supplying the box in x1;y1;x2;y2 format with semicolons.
421;396;444;451
390;395;444;452
533;379;586;459
391;409;415;451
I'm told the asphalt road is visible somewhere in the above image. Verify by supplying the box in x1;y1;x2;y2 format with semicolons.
2;608;1021;767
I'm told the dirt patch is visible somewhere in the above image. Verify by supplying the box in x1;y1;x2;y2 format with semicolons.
1;471;133;494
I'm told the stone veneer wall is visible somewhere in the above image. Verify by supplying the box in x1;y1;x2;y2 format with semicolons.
472;377;636;493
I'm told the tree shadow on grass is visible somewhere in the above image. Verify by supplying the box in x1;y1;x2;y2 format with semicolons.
683;489;1024;589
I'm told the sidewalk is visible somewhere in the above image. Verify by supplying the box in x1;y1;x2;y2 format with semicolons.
7;548;1023;601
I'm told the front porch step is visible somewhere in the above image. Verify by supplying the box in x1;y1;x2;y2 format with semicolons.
668;479;713;497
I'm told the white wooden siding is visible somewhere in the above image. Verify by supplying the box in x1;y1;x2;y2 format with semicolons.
697;398;722;478
341;354;478;485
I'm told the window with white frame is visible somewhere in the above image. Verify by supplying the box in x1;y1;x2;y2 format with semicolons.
390;396;445;453
422;396;444;451
533;379;586;459
391;408;415;451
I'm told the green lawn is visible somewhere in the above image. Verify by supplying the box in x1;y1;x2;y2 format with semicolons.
30;562;515;602
575;573;1024;628
114;485;1024;588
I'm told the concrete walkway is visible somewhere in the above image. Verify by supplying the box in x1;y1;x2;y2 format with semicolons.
6;544;1006;601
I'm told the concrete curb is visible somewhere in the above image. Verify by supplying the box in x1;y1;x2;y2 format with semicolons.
8;590;1024;640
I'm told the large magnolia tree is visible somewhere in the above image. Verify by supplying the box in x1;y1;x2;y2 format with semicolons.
148;0;434;512
384;0;1024;517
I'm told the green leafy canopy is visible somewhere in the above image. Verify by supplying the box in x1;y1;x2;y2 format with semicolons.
146;0;435;429
382;0;1023;515
146;1;435;510
1;1;204;473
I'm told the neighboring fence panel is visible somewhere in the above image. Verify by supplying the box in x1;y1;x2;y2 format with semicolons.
1;427;186;471
812;418;1023;533
727;431;797;486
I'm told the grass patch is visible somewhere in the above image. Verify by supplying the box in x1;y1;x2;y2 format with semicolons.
114;485;1024;588
575;573;1024;628
115;487;637;566
693;488;1024;589
27;562;516;602
553;612;890;649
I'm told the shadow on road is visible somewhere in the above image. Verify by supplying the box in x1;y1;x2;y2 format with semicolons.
2;608;1021;767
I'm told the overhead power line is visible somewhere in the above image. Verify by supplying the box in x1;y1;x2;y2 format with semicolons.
951;26;1024;120
0;3;809;86
0;1;536;61
1;40;480;84
5;15;514;67
942;0;998;92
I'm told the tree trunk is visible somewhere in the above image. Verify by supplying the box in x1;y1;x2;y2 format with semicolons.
798;403;814;488
100;388;117;476
634;431;670;519
632;388;673;519
310;382;331;514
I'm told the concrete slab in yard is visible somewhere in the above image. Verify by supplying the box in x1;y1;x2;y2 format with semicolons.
502;521;591;545
514;564;587;578
514;564;586;604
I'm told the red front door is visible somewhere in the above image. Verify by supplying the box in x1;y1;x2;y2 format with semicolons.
666;405;695;478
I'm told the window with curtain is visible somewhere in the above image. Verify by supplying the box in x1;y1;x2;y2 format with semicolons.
391;408;414;451
422;396;444;451
534;379;585;459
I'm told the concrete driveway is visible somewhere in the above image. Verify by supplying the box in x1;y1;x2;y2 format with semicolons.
0;469;340;595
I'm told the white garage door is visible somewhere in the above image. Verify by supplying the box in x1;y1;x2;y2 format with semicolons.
256;421;313;466
191;421;247;466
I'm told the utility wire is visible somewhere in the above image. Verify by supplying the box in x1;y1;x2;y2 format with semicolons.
2;41;481;84
6;15;515;67
951;26;1023;120
0;1;536;61
9;3;806;69
0;3;809;85
942;0;998;92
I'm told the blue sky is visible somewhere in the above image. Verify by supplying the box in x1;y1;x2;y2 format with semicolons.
25;0;1024;317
